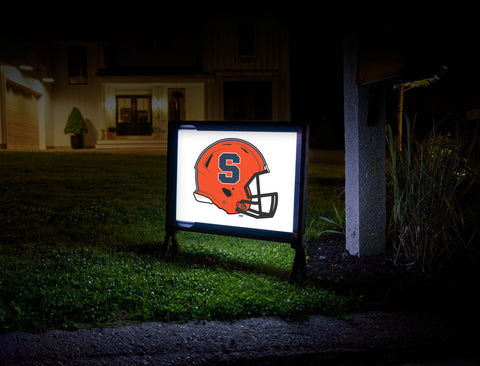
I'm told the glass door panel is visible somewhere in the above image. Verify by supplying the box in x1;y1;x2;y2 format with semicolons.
116;96;152;136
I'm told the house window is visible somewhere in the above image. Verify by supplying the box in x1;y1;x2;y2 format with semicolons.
238;22;255;56
116;95;152;135
224;82;272;121
68;46;87;85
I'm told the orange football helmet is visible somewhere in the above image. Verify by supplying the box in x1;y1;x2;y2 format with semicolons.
193;139;278;218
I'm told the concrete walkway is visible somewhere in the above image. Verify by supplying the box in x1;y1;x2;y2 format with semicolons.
1;311;479;365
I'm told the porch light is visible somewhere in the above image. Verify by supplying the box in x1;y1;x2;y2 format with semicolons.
19;64;34;71
41;75;54;83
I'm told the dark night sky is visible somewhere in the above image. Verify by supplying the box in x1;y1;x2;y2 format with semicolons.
288;9;480;145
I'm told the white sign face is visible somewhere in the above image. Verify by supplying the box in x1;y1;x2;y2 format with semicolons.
175;129;299;234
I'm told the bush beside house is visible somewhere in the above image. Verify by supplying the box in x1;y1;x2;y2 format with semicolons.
64;107;88;149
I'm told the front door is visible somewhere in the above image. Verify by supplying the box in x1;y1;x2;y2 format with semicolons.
116;95;152;136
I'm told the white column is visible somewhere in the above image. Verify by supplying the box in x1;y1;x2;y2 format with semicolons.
343;34;386;256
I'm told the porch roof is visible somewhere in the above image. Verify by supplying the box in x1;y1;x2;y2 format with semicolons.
96;65;206;77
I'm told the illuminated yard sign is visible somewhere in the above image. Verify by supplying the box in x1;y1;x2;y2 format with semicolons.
163;121;309;282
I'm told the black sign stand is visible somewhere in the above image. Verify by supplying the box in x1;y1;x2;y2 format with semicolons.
161;229;178;259
162;121;309;283
287;239;305;283
161;229;306;283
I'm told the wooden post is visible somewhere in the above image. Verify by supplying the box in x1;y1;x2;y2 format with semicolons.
397;84;404;150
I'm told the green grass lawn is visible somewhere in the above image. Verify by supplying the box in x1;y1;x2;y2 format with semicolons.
0;151;346;331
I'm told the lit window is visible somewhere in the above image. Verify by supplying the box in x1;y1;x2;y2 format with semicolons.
115;96;152;135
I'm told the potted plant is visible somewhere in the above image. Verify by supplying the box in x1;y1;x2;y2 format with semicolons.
64;107;88;149
107;126;117;139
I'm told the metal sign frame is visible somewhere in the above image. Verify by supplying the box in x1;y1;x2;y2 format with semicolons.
162;121;309;282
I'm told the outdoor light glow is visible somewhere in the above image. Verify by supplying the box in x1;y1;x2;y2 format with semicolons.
152;96;164;111
104;96;115;110
19;64;34;71
41;76;54;83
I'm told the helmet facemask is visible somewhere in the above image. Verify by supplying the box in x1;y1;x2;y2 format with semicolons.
237;171;278;218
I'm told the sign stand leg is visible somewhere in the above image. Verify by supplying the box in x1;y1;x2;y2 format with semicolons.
289;236;306;284
161;229;179;260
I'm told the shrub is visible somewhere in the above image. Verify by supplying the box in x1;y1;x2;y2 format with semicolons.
386;116;478;274
64;107;88;135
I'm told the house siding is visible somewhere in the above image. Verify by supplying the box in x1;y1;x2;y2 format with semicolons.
0;64;51;150
5;83;39;148
50;42;105;148
1;15;290;150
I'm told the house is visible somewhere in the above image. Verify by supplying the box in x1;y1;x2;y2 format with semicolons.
0;14;291;151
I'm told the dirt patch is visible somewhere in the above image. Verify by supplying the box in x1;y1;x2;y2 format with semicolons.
306;234;412;310
306;234;480;312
